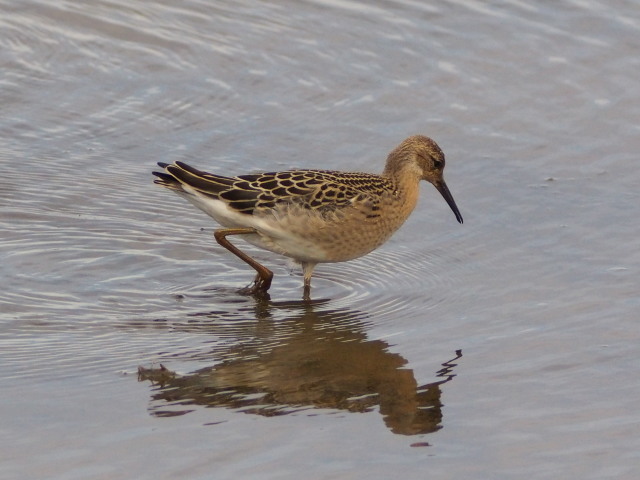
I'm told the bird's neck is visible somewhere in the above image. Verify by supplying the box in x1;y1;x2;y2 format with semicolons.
383;158;421;190
382;168;421;215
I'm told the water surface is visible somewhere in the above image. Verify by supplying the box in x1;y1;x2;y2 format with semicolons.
1;1;639;479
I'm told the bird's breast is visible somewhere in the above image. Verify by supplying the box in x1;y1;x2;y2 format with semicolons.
251;191;417;263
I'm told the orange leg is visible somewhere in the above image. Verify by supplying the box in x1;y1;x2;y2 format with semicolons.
214;228;273;294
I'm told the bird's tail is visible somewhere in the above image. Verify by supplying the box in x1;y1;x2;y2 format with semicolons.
153;161;237;196
152;162;184;192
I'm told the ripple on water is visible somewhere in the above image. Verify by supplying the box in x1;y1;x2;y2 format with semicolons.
308;242;468;324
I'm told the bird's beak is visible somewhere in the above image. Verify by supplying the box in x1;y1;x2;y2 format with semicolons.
434;180;463;224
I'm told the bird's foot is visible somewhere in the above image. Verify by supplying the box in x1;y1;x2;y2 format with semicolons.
238;272;273;298
302;284;311;302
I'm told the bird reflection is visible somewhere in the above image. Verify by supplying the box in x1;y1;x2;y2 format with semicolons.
138;299;461;436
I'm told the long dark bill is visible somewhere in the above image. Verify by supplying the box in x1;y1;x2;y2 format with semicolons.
435;180;463;224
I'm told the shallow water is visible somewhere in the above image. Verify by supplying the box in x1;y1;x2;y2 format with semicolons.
1;0;639;478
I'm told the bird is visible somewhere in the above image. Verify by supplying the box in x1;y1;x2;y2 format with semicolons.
152;135;463;299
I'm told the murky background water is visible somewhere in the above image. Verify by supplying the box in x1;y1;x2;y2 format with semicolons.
1;0;639;478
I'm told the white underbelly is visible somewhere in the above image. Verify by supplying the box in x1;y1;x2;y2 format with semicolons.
183;191;334;262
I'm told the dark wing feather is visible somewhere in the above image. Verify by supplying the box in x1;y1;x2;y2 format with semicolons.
153;162;394;216
168;161;235;195
153;162;269;214
296;170;393;214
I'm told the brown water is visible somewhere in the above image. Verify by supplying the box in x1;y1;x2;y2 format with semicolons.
1;1;639;478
